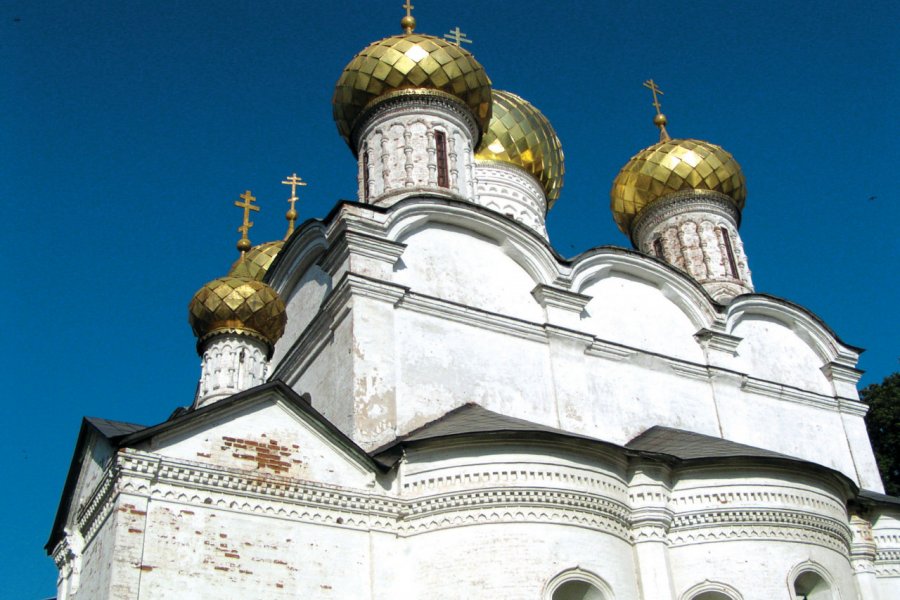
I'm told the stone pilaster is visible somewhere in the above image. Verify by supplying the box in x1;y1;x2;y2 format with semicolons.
629;462;676;600
850;514;882;599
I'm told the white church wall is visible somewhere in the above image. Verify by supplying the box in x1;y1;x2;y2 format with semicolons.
143;401;377;489
393;309;555;436
71;507;117;599
293;306;356;437
713;385;861;484
133;500;373;598
840;411;884;492
670;541;855;600
401;523;636;599
580;271;706;364
730;315;833;395
580;354;721;444
393;223;544;322
873;510;900;597
271;263;331;367
668;467;856;600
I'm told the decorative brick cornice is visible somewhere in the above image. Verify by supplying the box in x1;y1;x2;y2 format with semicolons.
352;91;480;154
631;190;741;246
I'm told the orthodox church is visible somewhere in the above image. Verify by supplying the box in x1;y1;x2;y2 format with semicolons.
47;10;900;600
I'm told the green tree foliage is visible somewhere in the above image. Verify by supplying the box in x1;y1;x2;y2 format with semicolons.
862;372;900;496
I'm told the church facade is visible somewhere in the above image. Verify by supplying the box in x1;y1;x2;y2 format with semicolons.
48;13;900;600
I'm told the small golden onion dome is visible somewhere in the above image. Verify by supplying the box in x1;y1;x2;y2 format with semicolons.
188;276;287;348
610;138;746;234
332;33;492;145
229;240;284;281
475;90;565;207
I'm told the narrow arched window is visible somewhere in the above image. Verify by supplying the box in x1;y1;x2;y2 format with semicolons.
720;226;739;278
435;130;449;188
362;149;370;201
652;237;665;259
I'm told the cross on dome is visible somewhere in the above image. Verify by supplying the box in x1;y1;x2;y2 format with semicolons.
234;190;259;253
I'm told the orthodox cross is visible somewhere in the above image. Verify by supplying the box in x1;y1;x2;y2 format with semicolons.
401;0;416;33
281;173;307;237
234;190;259;253
643;79;664;115
643;78;670;141
443;27;472;47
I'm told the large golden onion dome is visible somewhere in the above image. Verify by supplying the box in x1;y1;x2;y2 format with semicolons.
229;241;284;281
610;137;746;234
475;90;565;207
332;33;492;145
188;275;286;349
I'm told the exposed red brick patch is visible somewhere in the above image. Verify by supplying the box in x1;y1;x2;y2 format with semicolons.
130;509;147;516
225;552;240;559
219;533;228;538
214;566;229;572
180;510;194;515
276;583;284;589
196;452;211;458
222;435;297;473
138;565;154;572
128;528;143;534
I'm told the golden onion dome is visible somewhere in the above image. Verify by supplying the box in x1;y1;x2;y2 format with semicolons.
610;138;746;234
188;275;286;348
332;33;492;145
475;90;565;207
229;241;284;281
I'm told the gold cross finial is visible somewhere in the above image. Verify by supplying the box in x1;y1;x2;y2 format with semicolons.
401;1;416;33
643;78;670;141
281;173;307;238
443;26;472;47
234;190;260;254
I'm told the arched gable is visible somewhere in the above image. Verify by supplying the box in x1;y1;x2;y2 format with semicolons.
571;250;718;361
727;296;857;394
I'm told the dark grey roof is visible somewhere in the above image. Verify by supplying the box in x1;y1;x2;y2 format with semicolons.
85;417;145;439
397;403;571;442
859;489;900;507
626;426;803;462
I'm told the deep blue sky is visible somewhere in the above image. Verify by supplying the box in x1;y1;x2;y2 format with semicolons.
4;1;898;595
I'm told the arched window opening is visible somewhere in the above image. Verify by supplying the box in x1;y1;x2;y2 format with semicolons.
652;237;665;259
793;571;831;600
692;593;732;600
552;580;605;600
362;149;370;201
435;130;449;188
720;226;739;278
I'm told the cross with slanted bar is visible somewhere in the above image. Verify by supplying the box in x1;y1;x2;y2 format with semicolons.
281;173;307;237
444;27;472;47
643;79;664;115
234;190;259;251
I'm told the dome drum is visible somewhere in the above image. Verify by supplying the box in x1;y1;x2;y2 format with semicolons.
629;189;741;247
474;158;548;238
350;89;481;156
354;93;479;205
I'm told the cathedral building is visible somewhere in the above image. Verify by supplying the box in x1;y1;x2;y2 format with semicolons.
47;11;900;600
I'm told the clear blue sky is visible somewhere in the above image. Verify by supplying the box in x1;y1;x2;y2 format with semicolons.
4;1;898;596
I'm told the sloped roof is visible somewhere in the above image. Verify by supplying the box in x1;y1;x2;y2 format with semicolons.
625;426;798;462
84;416;146;439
